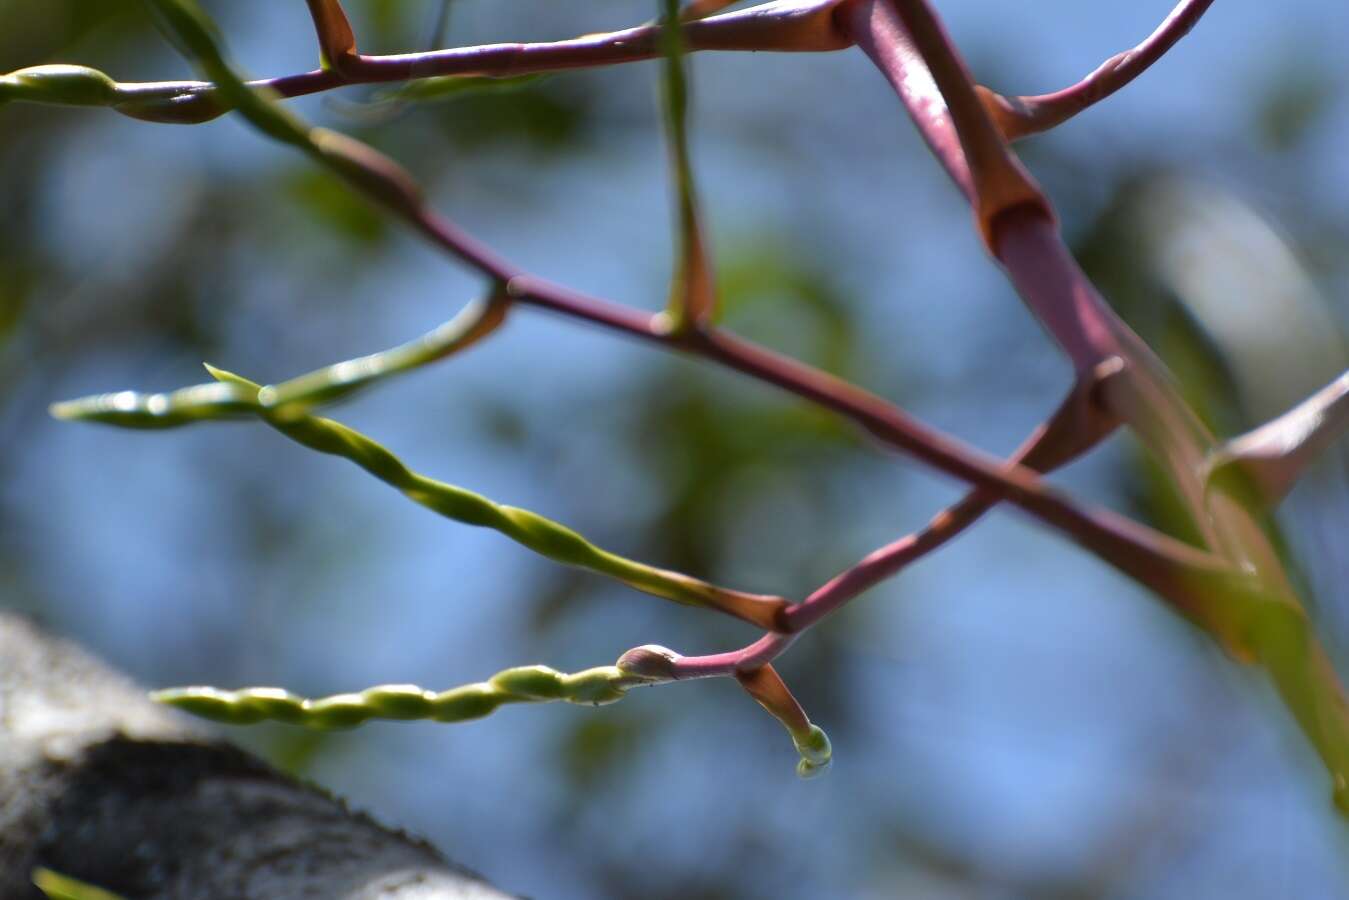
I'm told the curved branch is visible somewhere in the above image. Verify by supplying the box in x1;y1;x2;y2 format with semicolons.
53;368;793;631
976;0;1218;140
844;0;1349;806
6;0;852;124
140;0;1245;632
782;358;1123;632
695;328;1251;636
843;0;1053;249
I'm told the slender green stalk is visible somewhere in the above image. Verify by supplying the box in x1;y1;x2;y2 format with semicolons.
52;367;789;629
658;0;717;331
259;291;510;412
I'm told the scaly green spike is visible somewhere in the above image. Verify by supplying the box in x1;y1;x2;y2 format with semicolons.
153;662;654;729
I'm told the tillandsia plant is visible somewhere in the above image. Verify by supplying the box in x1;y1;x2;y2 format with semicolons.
7;0;1349;798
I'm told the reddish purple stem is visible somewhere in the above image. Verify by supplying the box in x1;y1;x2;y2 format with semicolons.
117;0;850;121
980;0;1218;140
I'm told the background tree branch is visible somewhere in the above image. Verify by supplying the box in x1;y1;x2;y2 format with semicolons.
0;613;515;900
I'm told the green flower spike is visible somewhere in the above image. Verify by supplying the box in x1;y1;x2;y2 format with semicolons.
52;363;788;629
154;659;666;729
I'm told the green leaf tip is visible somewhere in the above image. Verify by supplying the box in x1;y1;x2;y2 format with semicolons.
791;724;833;778
33;868;127;900
1334;775;1349;820
203;362;262;391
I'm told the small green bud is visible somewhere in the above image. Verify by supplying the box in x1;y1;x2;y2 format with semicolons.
791;724;832;768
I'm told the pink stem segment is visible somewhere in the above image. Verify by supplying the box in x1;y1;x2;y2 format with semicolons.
977;0;1218;140
116;0;852;123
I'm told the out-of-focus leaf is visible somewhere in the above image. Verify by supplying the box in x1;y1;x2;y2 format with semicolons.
716;239;858;377
1254;68;1335;151
356;0;413;45
241;726;335;778
389;73;549;105
0;259;30;343
282;166;389;245
431;81;592;152
1128;176;1346;424
557;709;652;789
1076;173;1340;596
1073;175;1247;438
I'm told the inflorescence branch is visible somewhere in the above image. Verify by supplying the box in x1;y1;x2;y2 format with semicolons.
19;0;1349;793
0;0;1208;138
844;0;1349;799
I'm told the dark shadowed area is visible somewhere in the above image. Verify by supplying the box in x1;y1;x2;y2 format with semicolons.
2;1;1348;898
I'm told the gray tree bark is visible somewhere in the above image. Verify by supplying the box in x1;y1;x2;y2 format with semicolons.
0;613;517;900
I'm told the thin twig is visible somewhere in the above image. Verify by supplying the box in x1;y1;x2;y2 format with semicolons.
977;0;1218;140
